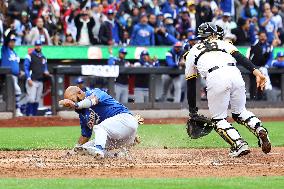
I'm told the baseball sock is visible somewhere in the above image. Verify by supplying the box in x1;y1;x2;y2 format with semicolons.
32;103;39;116
15;94;20;109
26;103;32;116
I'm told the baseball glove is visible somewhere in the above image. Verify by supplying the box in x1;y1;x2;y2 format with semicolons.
186;114;214;139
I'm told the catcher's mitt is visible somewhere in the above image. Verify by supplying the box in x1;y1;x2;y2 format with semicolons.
186;114;214;139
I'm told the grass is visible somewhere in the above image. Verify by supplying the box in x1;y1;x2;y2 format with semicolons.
0;177;284;189
0;122;283;150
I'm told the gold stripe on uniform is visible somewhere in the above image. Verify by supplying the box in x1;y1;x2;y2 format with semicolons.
182;51;190;59
230;50;238;55
186;74;198;80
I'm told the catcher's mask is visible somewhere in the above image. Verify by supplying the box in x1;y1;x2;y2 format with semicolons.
197;22;217;40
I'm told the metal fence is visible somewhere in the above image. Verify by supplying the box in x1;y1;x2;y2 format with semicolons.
52;66;284;114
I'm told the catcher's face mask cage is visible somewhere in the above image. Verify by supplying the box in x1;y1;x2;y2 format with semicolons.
197;22;218;39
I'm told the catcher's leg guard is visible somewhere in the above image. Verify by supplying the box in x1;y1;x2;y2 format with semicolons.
232;111;264;136
213;119;247;150
232;110;271;153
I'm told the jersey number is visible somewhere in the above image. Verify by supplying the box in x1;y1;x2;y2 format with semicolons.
196;42;218;51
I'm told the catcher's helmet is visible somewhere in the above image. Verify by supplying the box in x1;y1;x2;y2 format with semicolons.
216;25;224;40
197;22;217;39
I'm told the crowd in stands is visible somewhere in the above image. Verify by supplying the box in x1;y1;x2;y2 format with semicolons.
1;0;284;47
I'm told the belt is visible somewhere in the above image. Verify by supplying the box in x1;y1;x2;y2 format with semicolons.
208;63;236;73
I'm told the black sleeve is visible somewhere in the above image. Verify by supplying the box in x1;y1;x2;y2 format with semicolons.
231;51;256;72
187;78;197;114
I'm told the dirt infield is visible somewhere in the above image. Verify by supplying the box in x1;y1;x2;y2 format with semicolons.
0;147;283;178
1;116;284;127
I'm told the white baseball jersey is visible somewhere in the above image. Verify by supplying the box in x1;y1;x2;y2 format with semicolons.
185;39;238;79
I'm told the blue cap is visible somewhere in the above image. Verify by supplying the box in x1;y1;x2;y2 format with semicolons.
187;28;194;33
140;13;148;19
76;77;84;84
180;7;188;13
107;9;114;14
140;50;149;56
277;51;284;57
119;48;127;54
91;2;98;8
9;34;16;41
35;40;42;46
188;35;197;41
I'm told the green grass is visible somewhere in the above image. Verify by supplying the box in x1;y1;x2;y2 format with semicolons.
0;122;283;150
0;177;284;189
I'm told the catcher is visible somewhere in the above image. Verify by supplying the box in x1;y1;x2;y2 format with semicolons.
184;22;271;157
59;86;143;158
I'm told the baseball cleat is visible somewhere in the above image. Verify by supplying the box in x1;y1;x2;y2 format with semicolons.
229;143;250;157
15;108;23;117
85;146;105;159
73;146;89;155
258;130;271;154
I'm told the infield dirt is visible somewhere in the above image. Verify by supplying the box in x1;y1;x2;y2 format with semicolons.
0;148;283;178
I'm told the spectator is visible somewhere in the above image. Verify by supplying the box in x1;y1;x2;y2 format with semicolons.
148;0;160;15
1;30;22;116
99;9;115;45
176;7;191;38
272;51;284;68
271;5;284;44
220;0;235;17
279;2;284;28
134;50;159;103
7;0;28;20
156;12;164;27
159;41;183;103
249;31;274;100
24;40;49;116
63;32;76;46
130;13;155;46
29;0;44;25
212;7;223;23
74;9;96;45
108;47;131;103
231;18;257;46
117;0;132;15
13;11;32;45
42;11;57;37
131;7;140;26
185;28;195;40
196;1;213;27
119;30;130;46
157;13;179;45
259;3;277;44
91;2;103;42
240;0;259;19
51;31;62;45
214;12;236;37
161;0;178;19
25;17;52;45
163;13;179;39
63;3;77;40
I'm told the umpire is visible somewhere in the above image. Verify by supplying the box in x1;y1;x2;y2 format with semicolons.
24;40;49;116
